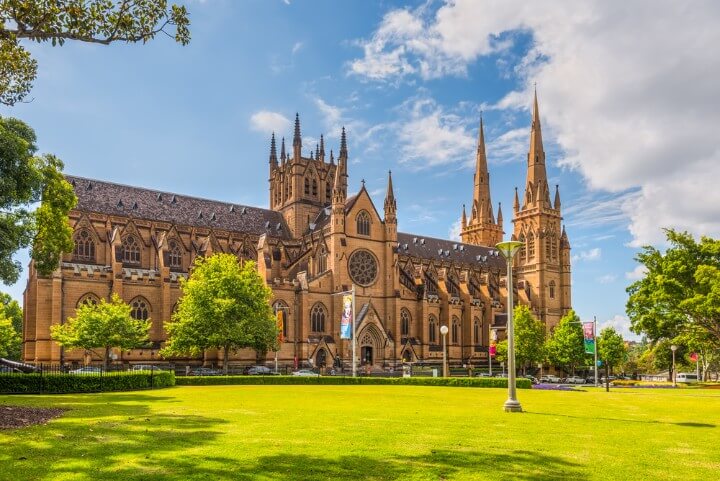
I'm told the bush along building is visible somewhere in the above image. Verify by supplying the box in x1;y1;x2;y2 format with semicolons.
22;93;571;369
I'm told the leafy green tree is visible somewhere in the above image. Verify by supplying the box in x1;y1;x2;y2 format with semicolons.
513;305;546;374
0;291;22;359
598;327;627;375
0;0;191;106
0;117;77;283
545;310;586;375
0;314;19;357
51;293;150;368
627;229;720;350
161;254;278;374
675;328;717;381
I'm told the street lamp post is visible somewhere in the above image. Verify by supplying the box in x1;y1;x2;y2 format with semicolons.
671;344;678;387
496;240;525;413
440;325;449;377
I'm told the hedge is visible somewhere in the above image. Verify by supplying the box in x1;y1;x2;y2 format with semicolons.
0;371;175;394
177;375;531;389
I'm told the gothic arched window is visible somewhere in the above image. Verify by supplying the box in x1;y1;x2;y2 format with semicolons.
400;308;411;336
545;234;552;260
325;182;331;202
168;239;182;269
122;236;141;265
451;316;460;344
549;280;556;299
273;301;289;339
312;179;318;197
428;315;437;344
551;236;558;261
527;232;535;260
316;246;327;274
311;303;326;333
77;293;100;308
519;234;526;262
304;178;310;195
73;229;96;262
473;317;481;344
447;274;459;297
130;297;150;320
356;211;370;236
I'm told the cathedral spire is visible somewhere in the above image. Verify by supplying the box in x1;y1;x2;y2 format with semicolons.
513;187;520;213
461;204;467;228
269;132;277;168
472;114;493;223
319;134;325;162
339;126;348;162
525;88;547;197
332;150;346;205
384;170;397;219
280;136;286;165
329;149;335;165
293;113;302;161
497;202;503;226
554;184;561;210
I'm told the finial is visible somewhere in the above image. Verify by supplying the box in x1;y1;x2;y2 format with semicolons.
293;112;301;147
280;136;286;162
269;132;277;165
330;149;335;164
340;126;347;155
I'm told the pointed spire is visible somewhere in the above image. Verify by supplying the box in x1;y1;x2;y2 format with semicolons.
497;202;503;225
461;204;467;228
526;87;547;192
384;170;397;219
332;150;346;205
472;114;493;225
269;132;277;167
310;150;314;160
319;134;325;161
513;187;520;212
329;149;335;165
280;136;286;164
293;113;301;147
315;143;320;161
339;126;348;159
554;184;561;210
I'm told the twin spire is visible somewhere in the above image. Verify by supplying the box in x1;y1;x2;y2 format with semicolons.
271;113;348;167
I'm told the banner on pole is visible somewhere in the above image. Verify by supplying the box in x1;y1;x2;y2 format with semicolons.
690;352;698;362
489;341;497;357
340;294;353;339
276;309;285;343
582;322;595;355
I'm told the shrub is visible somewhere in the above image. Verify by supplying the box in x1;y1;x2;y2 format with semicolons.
0;371;175;394
176;375;531;389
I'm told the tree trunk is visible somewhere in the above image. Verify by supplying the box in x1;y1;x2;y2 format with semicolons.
223;345;230;375
104;346;110;370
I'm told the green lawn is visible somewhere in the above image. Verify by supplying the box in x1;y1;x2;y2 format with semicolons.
1;385;719;480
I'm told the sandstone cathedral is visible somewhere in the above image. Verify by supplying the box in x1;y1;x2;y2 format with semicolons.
22;92;571;369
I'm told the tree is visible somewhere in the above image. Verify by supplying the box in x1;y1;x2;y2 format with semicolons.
0;314;19;358
627;229;720;351
51;293;149;368
513;305;546;374
161;254;278;374
0;117;77;283
598;327;627;376
0;0;191;106
545;310;587;375
0;291;22;359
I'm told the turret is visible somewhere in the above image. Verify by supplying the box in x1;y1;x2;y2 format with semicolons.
269;132;277;169
280;137;287;166
293;113;302;162
319;134;325;162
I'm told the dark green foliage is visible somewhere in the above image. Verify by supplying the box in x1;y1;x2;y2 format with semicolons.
176;375;532;389
0;371;175;394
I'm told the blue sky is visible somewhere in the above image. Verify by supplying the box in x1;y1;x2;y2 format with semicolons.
4;0;720;339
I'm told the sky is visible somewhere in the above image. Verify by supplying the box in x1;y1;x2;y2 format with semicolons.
4;0;720;340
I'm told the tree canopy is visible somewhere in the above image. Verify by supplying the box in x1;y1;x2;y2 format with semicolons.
51;293;150;368
545;310;587;374
161;254;278;374
0;291;22;359
0;0;190;106
598;327;626;374
0;117;77;283
513;305;546;373
627;229;720;351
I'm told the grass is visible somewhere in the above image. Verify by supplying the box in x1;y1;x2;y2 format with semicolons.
1;385;719;480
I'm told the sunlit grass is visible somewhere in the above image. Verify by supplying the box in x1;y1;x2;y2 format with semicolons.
1;385;719;480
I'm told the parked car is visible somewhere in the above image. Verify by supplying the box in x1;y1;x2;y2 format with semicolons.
676;373;699;383
475;372;493;377
70;366;102;375
565;376;586;384
132;364;163;372
292;369;319;377
600;376;617;384
189;367;222;376
522;375;539;385
540;375;562;383
245;365;275;375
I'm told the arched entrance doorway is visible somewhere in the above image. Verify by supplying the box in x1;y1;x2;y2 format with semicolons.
402;349;412;362
358;324;384;367
316;348;327;368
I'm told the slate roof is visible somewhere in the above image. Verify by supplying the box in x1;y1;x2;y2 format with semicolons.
396;232;505;270
67;175;292;240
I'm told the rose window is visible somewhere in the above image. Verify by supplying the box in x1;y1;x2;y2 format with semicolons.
348;250;378;286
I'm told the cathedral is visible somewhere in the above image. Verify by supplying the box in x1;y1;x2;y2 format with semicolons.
22;92;571;370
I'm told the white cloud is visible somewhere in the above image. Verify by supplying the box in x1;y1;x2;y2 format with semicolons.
292;42;303;55
625;265;647;281
395;94;476;169
449;218;462;242
351;0;720;247
249;111;290;135
599;315;640;341
596;274;616;284
572;247;601;262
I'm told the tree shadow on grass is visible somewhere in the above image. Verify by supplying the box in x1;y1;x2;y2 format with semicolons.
525;411;716;428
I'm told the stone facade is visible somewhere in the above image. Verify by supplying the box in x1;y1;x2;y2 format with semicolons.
22;95;571;369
